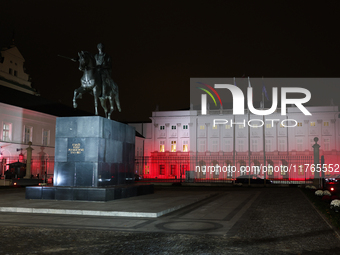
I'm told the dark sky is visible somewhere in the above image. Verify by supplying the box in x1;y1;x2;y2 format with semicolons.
1;0;340;122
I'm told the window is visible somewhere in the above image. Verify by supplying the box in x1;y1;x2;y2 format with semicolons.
239;125;244;129
171;125;176;130
324;138;330;151
212;140;218;152
200;125;205;130
159;165;165;175
297;122;302;127
280;124;285;128
298;165;304;176
42;130;50;146
24;126;33;144
266;123;272;128
310;122;316;127
251;140;258;152
199;140;206;152
183;141;188;152
160;126;165;130
324;122;329;127
183;125;188;130
225;125;231;129
170;165;176;176
267;164;273;176
238;140;244;152
279;139;286;151
223;140;231;152
9;68;12;75
2;123;11;141
212;125;217;129
296;138;303;151
265;139;271;152
159;141;165;152
14;70;17;76
171;141;176;152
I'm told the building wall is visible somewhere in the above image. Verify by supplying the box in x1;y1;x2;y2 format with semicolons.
0;46;36;94
132;106;340;180
0;102;56;177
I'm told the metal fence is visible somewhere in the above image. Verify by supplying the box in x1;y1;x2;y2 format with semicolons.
0;156;54;180
135;154;316;184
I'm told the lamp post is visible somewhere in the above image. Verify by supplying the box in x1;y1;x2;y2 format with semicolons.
24;142;33;179
312;137;320;188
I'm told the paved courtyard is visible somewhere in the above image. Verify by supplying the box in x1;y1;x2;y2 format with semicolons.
0;186;339;254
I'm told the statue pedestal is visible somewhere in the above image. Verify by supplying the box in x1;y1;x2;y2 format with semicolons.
26;116;153;201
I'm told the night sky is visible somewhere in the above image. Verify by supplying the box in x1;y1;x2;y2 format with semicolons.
1;0;340;122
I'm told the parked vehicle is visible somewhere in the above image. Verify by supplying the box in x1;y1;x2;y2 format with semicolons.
325;174;340;192
135;174;142;181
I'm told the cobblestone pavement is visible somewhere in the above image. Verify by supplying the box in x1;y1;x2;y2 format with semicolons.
1;187;340;254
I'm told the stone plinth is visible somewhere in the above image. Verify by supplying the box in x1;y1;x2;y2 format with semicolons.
53;116;135;187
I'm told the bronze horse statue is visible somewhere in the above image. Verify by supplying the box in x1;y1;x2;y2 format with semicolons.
72;51;121;119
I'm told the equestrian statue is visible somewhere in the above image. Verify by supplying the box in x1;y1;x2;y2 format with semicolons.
59;43;121;119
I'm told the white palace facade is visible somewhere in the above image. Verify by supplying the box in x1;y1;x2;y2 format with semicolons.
0;44;56;178
130;105;340;181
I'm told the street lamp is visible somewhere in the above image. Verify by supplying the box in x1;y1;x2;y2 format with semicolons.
17;148;24;162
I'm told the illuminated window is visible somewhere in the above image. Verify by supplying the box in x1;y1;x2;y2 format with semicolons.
159;141;165;152
171;125;176;130
239;125;244;129
266;123;272;128
159;165;165;175
42;130;50;146
297;122;302;127
183;141;188;152
324;122;329;126
225;125;231;129
24;126;33;144
160;126;165;130
267;164;273;176
170;165;176;175
171;141;176;152
298;165;304;176
310;122;316;126
2;123;11;141
183;125;188;129
280;124;285;128
200;125;205;130
212;125;218;129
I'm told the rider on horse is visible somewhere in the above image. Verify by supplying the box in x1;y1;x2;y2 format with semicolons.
94;43;112;97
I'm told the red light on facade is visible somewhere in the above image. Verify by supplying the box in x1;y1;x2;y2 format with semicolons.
331;187;335;191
